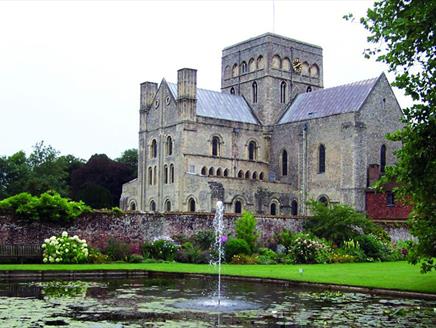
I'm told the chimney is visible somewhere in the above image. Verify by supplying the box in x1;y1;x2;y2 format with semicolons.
140;82;158;110
177;68;197;121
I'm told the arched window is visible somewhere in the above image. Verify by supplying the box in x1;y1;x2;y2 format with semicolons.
153;166;157;185
291;200;298;216
257;55;265;69
223;169;229;177
170;164;174;183
208;167;215;176
282;150;288;176
301;62;310;76
216;168;222;176
306;86;312;93
270;202;277;216
252;171;257;180
240;61;247;74
280;81;287;103
165;200;171;212
150;139;157;158
232;63;238;77
245;171;250;179
201;166;207;175
248;141;257;160
224;65;231;79
259;172;264;181
212;136;220;156
235;200;242;214
319;144;326;173
188;198;196;212
272;55;281;69
238;170;244;178
252;82;257;103
380;145;386;173
282;57;291;71
248;58;256;72
148;167;153;185
164;165;168;184
150;200;156;212
166;136;173;156
310;64;319;78
230;87;235;95
129;201;136;211
318;196;328;206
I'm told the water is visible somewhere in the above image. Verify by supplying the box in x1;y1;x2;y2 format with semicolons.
212;200;225;308
0;276;435;327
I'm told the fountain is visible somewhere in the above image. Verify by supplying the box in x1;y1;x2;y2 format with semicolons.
212;200;225;306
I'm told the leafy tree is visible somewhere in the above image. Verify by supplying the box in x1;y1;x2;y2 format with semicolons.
0;151;30;199
346;0;435;272
116;148;138;179
304;200;387;246
71;154;132;208
235;211;259;253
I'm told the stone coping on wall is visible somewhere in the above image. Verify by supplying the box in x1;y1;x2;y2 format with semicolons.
0;269;434;300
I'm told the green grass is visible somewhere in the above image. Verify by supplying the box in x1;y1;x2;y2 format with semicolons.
1;261;435;294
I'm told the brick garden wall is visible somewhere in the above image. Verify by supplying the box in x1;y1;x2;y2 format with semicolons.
0;212;412;249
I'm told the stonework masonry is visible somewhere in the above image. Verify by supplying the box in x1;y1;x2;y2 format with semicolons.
120;32;405;219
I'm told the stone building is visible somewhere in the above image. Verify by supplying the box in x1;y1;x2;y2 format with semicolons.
120;33;403;216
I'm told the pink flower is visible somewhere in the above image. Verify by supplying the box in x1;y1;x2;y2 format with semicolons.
219;235;228;243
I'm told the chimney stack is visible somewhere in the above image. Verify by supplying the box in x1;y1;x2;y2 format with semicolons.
177;68;197;121
140;82;158;110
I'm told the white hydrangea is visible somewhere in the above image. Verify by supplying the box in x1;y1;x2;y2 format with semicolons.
61;231;68;237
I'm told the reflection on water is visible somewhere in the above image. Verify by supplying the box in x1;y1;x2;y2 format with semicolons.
0;275;434;327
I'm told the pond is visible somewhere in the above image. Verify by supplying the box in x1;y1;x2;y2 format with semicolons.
0;274;435;327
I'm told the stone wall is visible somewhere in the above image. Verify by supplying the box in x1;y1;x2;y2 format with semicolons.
0;213;411;249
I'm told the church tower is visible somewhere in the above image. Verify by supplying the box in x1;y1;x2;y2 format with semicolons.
221;33;323;125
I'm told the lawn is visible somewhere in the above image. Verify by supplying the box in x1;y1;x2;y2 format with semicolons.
1;261;435;294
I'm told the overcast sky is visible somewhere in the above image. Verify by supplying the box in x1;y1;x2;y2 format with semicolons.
0;0;411;160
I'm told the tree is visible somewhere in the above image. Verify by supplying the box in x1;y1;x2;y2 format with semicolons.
347;0;436;272
0;151;30;199
116;148;138;180
71;154;132;208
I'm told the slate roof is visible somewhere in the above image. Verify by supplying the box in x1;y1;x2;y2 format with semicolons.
167;83;259;124
278;76;380;124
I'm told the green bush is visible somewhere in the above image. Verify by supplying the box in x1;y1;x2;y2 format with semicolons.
329;253;357;263
235;211;259;253
192;230;215;250
87;248;109;264
0;191;91;222
304;200;387;246
142;239;178;261
230;254;258;264
175;242;210;264
356;234;392;261
42;231;88;264
224;238;251;262
288;234;332;264
338;239;367;262
105;238;130;261
256;248;278;264
128;254;144;263
275;230;296;251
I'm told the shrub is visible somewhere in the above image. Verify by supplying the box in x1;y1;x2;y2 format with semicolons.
304;200;386;246
339;239;367;262
42;231;88;264
235;211;259;253
0;191;91;222
288;234;331;264
175;242;210;264
193;230;215;250
87;248;109;264
105;238;130;261
256;248;278;264
128;254;144;263
142;239;178;261
224;238;251;262
329;253;357;263
275;230;295;251
356;234;392;261
230;254;258;264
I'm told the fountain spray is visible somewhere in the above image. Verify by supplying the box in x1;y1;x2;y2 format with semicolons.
213;201;224;306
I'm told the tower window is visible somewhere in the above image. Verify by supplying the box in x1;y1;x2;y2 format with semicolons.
188;198;196;212
165;200;171;212
153;166;157;184
170;164;174;183
380;145;386;173
252;82;257;103
212;136;220;156
201;166;207;175
230;87;235;95
150;200;156;212
280;81;287;103
235;200;242;214
232;64;238;77
240;61;247;74
282;150;288;176
319;144;326;173
256;55;265;70
248;141;257;160
150;139;157;158
166;136;173;156
148;167;153;185
270;202;277;216
291;200;298;216
164;165;168;184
